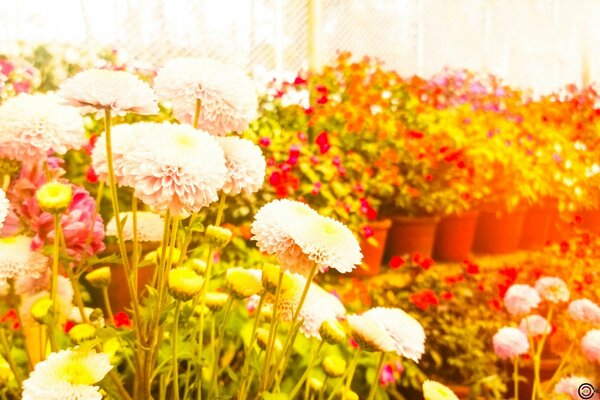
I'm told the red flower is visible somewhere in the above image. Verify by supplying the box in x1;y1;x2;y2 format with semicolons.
419;257;434;270
560;241;570;253
409;289;439;311
64;320;76;333
114;312;132;328
316;95;328;105
315;132;331;154
259;137;271;147
1;309;19;330
464;260;480;274
304;107;314;115
311;182;321;195
363;225;374;238
389;255;405;269
488;298;502;311
293;76;307;85
408;130;424;139
86;166;99;183
441;291;454;301
316;85;328;94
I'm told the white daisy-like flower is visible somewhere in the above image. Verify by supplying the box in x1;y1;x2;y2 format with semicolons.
519;314;551;337
22;349;112;400
0;236;48;280
581;329;600;364
0;93;85;161
0;189;8;230
555;376;595;400
276;275;345;339
106;211;164;242
154;57;257;136
251;199;319;274
216;136;266;196
535;276;570;303
347;313;397;353
58;69;158;115
362;307;426;362
91;122;147;186
503;284;541;316
122;122;227;217
568;299;600;324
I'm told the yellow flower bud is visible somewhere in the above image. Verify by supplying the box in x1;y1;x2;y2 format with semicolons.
261;264;295;294
322;356;346;378
319;319;346;344
336;389;359;400
146;247;183;265
256;328;282;352
168;268;204;301
69;323;97;344
192;305;211;317
0;355;13;385
423;380;459;400
308;377;324;392
36;181;72;214
225;267;263;298
30;297;53;324
183;258;207;275
205;292;230;312
205;225;232;248
85;267;111;288
0;158;21;180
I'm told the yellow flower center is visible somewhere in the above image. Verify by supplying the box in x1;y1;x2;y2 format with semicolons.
174;133;196;149
56;362;96;385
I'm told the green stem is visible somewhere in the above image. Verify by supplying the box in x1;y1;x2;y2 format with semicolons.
260;271;285;391
102;287;115;326
318;376;328;400
7;279;32;371
366;352;385;400
289;340;324;399
343;349;361;400
326;350;360;400
172;300;182;400
0;329;23;387
48;214;61;352
532;305;554;399
513;358;519;400
193;99;202;129
237;295;266;400
207;297;235;398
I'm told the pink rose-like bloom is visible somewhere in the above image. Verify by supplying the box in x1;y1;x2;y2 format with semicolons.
555;376;594;400
31;187;105;259
379;364;395;386
492;327;530;360
568;299;600;324
503;284;541;316
535;276;570;303
519;314;551;337
581;329;600;364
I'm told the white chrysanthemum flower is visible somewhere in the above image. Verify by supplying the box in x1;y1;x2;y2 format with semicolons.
22;349;112;400
581;329;600;364
535;276;570;303
568;299;600;324
291;215;362;274
0;93;85;161
277;275;345;339
555;376;595;400
106;211;164;242
58;69;158;115
0;189;8;230
492;327;530;360
122;122;227;217
519;314;551;337
251;199;319;274
363;307;426;362
0;236;48;280
347;313;397;353
20;276;74;325
216;136;265;196
154;57;258;136
503;284;541;316
91;123;147;186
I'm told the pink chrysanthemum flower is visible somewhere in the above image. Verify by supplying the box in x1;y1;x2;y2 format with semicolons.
503;284;541;316
581;329;600;364
519;314;551;337
555;376;595;400
568;299;600;325
106;211;164;242
122;122;227;217
492;327;530;360
154;57;257;136
58;69;158;115
0;93;85;162
0;189;8;230
15;260;49;295
216;136;266;196
535;276;570;303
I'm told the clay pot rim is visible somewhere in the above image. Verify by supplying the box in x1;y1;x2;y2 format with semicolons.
390;215;441;223
441;210;480;220
367;218;393;229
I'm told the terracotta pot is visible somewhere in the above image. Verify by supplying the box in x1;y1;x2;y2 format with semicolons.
355;219;392;276
433;211;479;262
108;263;156;314
509;358;561;399
518;202;556;250
547;209;574;242
472;209;526;255
386;215;439;259
578;208;600;234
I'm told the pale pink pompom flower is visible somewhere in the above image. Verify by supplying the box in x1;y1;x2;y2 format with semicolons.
568;299;600;325
581;329;600;364
216;136;266;196
519;314;551;337
503;284;541;316
492;327;529;360
535;276;570;303
555;376;595;400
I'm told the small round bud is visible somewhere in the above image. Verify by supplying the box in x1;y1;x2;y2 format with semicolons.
319;319;346;344
85;267;111;288
183;258;207;275
36;182;72;214
168;268;204;301
0;158;21;180
146;247;183;265
261;264;295;294
256;328;282;352
205;292;230;312
225;267;263;298
0;355;12;385
205;225;232;248
69;323;97;344
336;389;359;400
322;356;346;378
308;377;324;392
193;305;211;317
88;308;105;322
30;297;53;324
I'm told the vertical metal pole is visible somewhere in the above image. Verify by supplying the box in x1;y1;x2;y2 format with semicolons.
308;0;322;72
